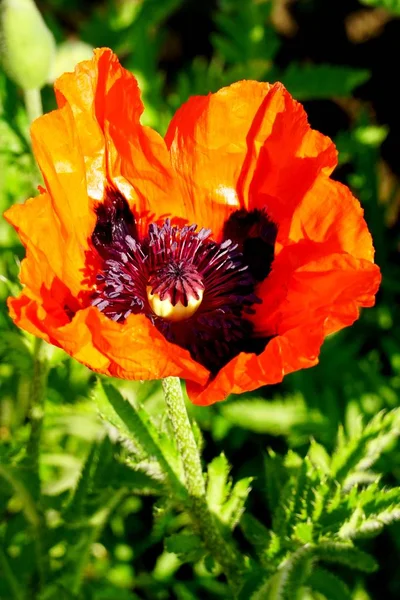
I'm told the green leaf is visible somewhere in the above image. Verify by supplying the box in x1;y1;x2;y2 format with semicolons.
63;443;100;520
279;63;370;100
240;514;271;558
92;381;183;494
206;453;231;514
307;566;352;600
264;450;288;515
331;410;400;483
212;0;279;64
220;477;253;528
316;542;377;573
220;397;324;436
0;330;32;374
307;439;331;474
0;462;41;527
359;0;400;14
165;532;204;564
276;545;315;600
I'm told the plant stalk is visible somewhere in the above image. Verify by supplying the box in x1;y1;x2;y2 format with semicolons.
162;376;244;591
26;338;48;471
0;545;25;600
23;88;43;125
26;337;49;591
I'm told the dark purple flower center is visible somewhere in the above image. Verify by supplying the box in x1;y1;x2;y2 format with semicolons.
91;189;277;373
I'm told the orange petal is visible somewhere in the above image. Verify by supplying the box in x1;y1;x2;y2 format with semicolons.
4;192;85;298
55;48;187;229
186;249;380;406
186;320;326;406
9;292;210;385
30;108;95;290
252;168;380;337
288;174;375;260
165;81;336;240
244;93;337;244
165;81;272;237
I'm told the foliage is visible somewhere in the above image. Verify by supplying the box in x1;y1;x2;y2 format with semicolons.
359;0;400;13
1;0;400;598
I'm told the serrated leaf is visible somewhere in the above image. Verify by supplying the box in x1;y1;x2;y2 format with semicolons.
92;381;182;493
277;545;315;600
206;453;231;514
111;461;164;495
264;449;288;515
331;410;400;483
165;532;204;563
240;514;271;558
293;522;314;544
307;439;331;474
221;397;322;435
316;542;377;573
221;477;253;528
307;566;352;600
279;63;370;100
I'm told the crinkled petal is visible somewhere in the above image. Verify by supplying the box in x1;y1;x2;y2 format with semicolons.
30;108;95;292
186;320;326;405
8;295;210;384
165;81;336;239
5;51;381;406
4;192;85;299
55;48;187;229
186;250;380;406
288;174;375;260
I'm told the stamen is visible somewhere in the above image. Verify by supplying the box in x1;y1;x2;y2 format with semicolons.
223;208;277;280
91;189;276;373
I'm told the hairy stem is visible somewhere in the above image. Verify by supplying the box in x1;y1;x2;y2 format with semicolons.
26;338;48;470
162;377;244;591
26;337;49;591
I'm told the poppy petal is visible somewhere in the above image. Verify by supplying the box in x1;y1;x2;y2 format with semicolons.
288;174;375;260
30;107;95;289
4;192;85;298
55;48;187;228
165;81;336;239
244;88;337;240
8;294;210;385
253;173;379;337
186;250;380;406
186;320;326;406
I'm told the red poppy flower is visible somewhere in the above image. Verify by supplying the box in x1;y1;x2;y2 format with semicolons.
5;48;381;405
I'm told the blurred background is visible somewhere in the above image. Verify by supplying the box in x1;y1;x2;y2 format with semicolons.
1;0;400;598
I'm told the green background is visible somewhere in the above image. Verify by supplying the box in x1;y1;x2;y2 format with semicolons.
1;1;400;598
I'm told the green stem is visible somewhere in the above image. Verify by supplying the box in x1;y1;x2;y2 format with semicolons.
26;337;49;592
0;464;41;529
70;488;127;595
0;461;46;593
26;338;48;472
0;546;24;600
23;88;43;125
162;377;244;591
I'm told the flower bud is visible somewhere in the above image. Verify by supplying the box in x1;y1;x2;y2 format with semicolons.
0;0;55;90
